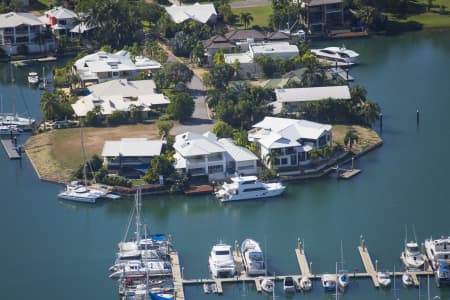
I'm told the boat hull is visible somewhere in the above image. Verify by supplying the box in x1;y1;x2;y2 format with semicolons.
219;187;285;202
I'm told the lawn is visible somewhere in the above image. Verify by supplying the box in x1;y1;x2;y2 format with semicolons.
332;125;382;154
231;5;273;29
25;123;162;183
388;0;450;29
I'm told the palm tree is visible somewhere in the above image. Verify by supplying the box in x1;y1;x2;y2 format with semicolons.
40;91;58;127
350;84;367;104
264;150;279;168
301;61;326;87
308;148;321;161
344;130;359;151
356;6;376;32
239;12;254;29
360;100;381;125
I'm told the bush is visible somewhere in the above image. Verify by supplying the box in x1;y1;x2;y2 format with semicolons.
259;168;278;181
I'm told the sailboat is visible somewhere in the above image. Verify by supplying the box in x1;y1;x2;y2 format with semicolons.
58;126;106;203
337;241;349;290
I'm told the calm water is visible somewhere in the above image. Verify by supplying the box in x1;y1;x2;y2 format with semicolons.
1;30;450;300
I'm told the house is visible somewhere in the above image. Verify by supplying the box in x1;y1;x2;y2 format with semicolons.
224;29;266;50
101;138;163;172
296;0;344;35
248;117;332;169
165;3;217;24
73;51;161;85
0;12;55;55
273;85;351;114
201;35;235;65
71;79;170;117
173;132;258;180
40;6;78;36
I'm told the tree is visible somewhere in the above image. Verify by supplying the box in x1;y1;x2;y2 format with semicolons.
212;120;234;138
233;129;248;147
239;12;254;29
344;130;359;150
255;56;276;78
360;100;381;125
350;84;367;104
167;93;194;122
143;154;175;183
308;148;321;161
301;60;326;87
264;150;279;168
157;120;174;138
169;31;198;57
154;62;194;89
203;63;234;90
129;104;144;123
356;6;376;32
40;91;59;123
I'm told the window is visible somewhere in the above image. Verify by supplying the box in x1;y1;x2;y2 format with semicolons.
298;152;307;162
281;158;288;165
291;154;297;165
208;152;223;161
189;167;205;175
285;147;295;155
208;165;223;173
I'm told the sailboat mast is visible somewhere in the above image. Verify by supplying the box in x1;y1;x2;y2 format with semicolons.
80;126;88;185
135;189;141;244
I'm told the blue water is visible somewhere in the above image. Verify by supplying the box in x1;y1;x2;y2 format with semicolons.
0;30;450;300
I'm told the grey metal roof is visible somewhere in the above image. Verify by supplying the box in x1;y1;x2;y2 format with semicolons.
0;12;43;28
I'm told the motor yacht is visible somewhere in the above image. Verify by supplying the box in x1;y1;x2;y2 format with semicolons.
241;238;266;276
425;237;450;269
28;72;39;84
401;241;425;270
208;242;236;278
321;274;336;292
283;276;296;292
377;271;391;287
311;46;359;65
215;175;285;202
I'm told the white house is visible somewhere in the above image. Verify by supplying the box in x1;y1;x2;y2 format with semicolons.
73;51;161;85
165;3;217;24
0;12;55;55
173;132;258;180
248;117;332;169
71;79;170;117
101;138;163;172
273;85;351;114
40;6;78;36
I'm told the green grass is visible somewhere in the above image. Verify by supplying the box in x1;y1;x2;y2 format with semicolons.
231;5;273;29
131;179;148;187
388;0;450;30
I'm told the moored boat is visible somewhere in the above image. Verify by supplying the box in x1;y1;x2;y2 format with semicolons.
215;175;285;202
241;238;266;276
425;237;450;269
377;271;391;287
0;124;21;135
283;276;296;292
28;72;39;84
337;271;349;290
311;46;359;65
402;271;413;287
401;241;425;270
435;260;450;286
321;274;336;292
208;242;236;278
58;181;106;203
261;278;274;293
299;276;312;291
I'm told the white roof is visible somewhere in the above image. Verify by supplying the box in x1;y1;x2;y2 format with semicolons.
275;85;351;103
102;138;163;157
174;131;224;157
71;79;169;117
218;138;258;162
134;56;161;70
250;117;331;149
45;6;77;19
0;12;43;28
165;3;217;24
70;22;94;34
250;42;299;56
224;52;253;64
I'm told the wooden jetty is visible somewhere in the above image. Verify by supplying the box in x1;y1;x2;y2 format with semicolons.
328;67;354;81
339;168;361;179
295;239;312;278
357;239;380;287
169;252;185;300
183;185;213;195
1;139;21;159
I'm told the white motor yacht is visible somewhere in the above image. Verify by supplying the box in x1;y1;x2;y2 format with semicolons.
377;272;391;287
0;124;21;135
0;113;35;131
299;276;312;291
241;238;266;276
215;175;285;202
109;260;171;279
401;241;425;270
311;46;359;65
58;181;106;203
208;243;236;278
321;274;336;292
28;72;39;84
425;237;450;269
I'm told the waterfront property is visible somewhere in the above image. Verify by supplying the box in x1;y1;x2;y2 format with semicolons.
273;85;351;114
39;6;78;36
102;138;163;173
173;131;258;180
165;3;217;24
0;12;55;55
295;0;344;35
73;51;161;86
248;117;332;169
71;79;169;117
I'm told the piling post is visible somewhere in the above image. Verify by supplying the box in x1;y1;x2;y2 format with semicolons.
297;238;302;252
375;260;378;272
417;109;420;126
351;157;354;170
235;240;239;257
379;113;383;131
309;261;313;275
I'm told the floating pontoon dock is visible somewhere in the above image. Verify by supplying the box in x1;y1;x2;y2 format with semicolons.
1;139;21;159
